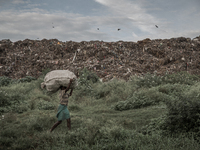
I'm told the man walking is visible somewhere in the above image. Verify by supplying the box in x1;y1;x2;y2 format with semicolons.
50;79;73;132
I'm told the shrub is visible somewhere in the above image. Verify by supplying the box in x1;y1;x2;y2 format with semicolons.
0;90;10;107
131;72;200;88
132;73;164;88
37;100;55;110
165;96;200;134
42;68;51;76
0;81;37;113
0;76;12;86
0;76;37;87
29;99;36;110
17;76;36;83
29;115;56;132
12;136;38;150
68;104;82;111
184;82;200;98
0;137;13;147
14;104;28;113
144;93;200;137
0;89;27;113
93;82;111;99
106;79;133;101
164;72;199;85
162;83;200;136
35;95;52;102
78;68;99;85
139;115;168;135
72;68;100;100
158;84;188;98
92;79;135;103
114;88;171;111
73;84;93;101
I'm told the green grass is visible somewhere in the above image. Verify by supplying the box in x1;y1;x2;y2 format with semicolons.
0;72;200;150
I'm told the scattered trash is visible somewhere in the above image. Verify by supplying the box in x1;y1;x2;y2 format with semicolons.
0;36;200;81
72;52;77;63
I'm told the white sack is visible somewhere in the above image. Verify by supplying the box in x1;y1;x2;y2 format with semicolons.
41;70;77;92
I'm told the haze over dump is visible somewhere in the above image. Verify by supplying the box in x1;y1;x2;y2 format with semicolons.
0;0;200;42
0;36;200;81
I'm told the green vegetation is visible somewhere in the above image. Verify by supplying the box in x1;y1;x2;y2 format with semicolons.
1;71;200;149
0;76;36;87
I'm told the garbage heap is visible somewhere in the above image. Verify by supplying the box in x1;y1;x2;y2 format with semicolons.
0;36;200;81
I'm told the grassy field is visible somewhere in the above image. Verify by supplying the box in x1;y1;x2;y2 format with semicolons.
1;71;200;150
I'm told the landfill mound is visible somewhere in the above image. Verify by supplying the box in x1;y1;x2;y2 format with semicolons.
0;36;200;81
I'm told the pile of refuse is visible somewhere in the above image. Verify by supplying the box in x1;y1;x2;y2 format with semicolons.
0;36;200;81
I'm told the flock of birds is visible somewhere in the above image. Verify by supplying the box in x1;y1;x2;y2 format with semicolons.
34;23;159;40
36;24;159;40
33;23;159;41
96;25;158;31
97;28;122;31
51;22;159;30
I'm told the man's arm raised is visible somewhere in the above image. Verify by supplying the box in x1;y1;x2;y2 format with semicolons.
65;79;73;93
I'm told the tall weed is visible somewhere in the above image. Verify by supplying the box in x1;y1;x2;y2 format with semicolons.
73;68;99;100
0;76;12;86
92;79;136;104
165;96;200;134
114;87;172;111
142;83;200;139
131;72;199;88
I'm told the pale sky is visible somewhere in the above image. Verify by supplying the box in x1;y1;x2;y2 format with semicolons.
0;0;200;42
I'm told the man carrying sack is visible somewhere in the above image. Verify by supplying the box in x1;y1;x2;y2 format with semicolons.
50;79;73;132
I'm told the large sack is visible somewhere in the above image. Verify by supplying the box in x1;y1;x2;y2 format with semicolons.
41;70;78;92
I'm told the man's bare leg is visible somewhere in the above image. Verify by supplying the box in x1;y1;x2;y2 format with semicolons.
67;118;71;130
50;121;62;132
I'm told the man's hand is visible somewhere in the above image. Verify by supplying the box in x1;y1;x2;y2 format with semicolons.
65;79;73;93
69;79;73;83
69;89;73;96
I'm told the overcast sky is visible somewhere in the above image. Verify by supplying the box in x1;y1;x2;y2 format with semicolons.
0;0;200;42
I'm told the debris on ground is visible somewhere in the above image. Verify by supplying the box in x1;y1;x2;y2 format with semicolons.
0;36;200;81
